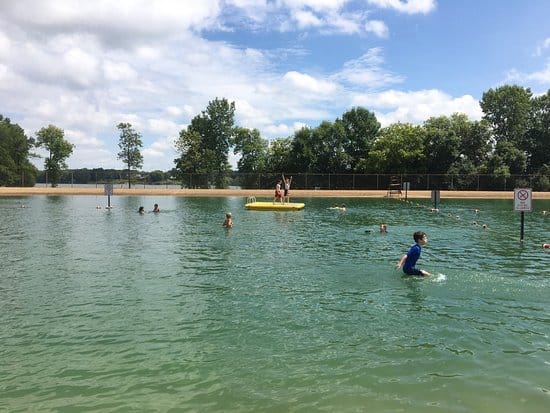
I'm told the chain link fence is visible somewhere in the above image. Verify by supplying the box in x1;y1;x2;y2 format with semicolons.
40;172;550;191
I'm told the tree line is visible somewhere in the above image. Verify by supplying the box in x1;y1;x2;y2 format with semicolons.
174;85;549;189
1;84;549;189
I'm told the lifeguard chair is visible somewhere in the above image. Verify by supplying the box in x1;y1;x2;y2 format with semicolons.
387;175;402;197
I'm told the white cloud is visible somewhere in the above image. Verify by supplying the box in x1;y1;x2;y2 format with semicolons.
505;62;550;85
367;0;436;14
352;89;482;126
534;38;550;57
143;137;178;170
146;119;181;137
293;10;323;28
335;48;404;88
365;20;389;38
0;0;487;173
283;71;338;95
103;60;137;82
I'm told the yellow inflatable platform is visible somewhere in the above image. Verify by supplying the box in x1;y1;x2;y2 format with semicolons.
245;201;305;211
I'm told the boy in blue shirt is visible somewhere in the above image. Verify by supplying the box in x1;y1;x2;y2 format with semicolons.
396;231;430;276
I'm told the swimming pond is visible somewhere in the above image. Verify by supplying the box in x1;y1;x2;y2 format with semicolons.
1;195;549;412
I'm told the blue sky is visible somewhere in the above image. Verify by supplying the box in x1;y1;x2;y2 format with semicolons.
0;0;549;171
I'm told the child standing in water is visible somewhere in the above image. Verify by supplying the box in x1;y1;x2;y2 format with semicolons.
396;231;430;276
223;212;233;228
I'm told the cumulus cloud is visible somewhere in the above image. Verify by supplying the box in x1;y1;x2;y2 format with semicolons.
0;0;480;172
352;89;482;126
283;71;338;95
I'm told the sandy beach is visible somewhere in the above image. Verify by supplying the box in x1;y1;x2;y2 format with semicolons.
1;186;549;199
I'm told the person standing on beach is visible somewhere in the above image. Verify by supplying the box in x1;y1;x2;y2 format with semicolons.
282;174;292;204
396;231;430;276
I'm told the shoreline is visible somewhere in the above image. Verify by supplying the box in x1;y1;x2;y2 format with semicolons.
1;187;549;199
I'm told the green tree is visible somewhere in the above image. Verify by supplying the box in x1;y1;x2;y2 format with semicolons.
480;85;532;148
233;127;268;173
446;116;492;188
526;90;550;174
174;128;213;188
312;121;351;173
288;127;316;172
188;98;235;187
455;117;492;168
340;107;380;172
0;115;38;186
366;123;427;174
423;115;462;174
117;123;143;189
175;98;235;187
36;125;74;187
265;137;292;173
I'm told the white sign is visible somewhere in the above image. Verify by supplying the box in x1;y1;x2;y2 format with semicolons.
514;188;532;212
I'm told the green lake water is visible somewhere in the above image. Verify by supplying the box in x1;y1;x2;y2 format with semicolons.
1;195;549;412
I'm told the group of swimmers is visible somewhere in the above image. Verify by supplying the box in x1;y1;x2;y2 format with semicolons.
131;200;548;255
138;203;160;214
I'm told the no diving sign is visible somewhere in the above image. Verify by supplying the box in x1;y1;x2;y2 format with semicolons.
514;188;532;212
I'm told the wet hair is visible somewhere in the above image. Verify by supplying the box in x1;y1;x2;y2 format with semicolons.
413;231;426;242
226;212;232;218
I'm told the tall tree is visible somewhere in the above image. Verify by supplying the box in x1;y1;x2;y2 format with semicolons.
365;123;427;174
423;115;461;174
175;98;235;187
265;137;292;173
117;123;143;189
480;85;532;148
188;98;235;187
0;115;38;186
232;127;268;173
526;90;550;174
312;121;351;173
35;125;74;187
288;127;316;173
340;107;380;172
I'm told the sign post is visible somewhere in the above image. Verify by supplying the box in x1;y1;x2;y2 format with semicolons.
431;189;440;210
403;182;410;200
514;188;532;242
104;184;113;209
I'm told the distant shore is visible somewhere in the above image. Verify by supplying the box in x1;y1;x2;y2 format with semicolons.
1;187;549;199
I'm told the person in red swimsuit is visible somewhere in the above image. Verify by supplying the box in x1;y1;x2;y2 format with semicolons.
273;180;283;204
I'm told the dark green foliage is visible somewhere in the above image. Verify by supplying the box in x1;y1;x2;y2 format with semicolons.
0;115;38;186
174;98;235;188
35;124;74;187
